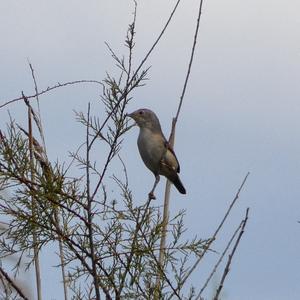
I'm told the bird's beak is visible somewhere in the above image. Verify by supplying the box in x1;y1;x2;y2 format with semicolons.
126;112;135;119
126;112;138;127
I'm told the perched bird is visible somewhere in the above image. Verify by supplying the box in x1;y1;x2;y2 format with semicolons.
128;108;186;199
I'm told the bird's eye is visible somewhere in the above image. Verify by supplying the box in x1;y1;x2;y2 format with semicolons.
139;110;144;115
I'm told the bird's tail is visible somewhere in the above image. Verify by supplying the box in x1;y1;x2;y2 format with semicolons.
172;175;186;194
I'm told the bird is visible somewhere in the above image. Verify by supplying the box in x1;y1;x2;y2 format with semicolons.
127;108;186;199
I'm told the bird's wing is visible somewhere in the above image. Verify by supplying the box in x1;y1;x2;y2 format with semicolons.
163;141;180;173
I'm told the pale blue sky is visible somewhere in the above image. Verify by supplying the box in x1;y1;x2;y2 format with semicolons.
0;0;300;299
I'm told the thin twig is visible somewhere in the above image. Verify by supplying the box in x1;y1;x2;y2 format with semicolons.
167;173;250;300
85;103;104;300
0;267;29;300
133;0;182;81
157;0;205;296
196;218;245;298
0;80;104;109
28;61;47;154
137;212;182;299
55;213;69;300
213;208;250;300
25;94;42;300
88;0;182;152
117;197;153;298
174;0;204;123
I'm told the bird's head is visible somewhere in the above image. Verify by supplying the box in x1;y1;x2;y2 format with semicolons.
127;108;162;132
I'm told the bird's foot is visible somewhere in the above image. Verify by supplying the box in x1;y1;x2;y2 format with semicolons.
148;192;156;200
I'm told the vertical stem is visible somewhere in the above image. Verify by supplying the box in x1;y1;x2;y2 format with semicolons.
155;119;176;299
24;91;68;299
157;0;204;297
158;180;171;265
213;208;250;300
86;103;101;300
59;242;68;300
27;103;42;300
54;211;69;300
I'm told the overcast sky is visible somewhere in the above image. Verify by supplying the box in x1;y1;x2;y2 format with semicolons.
1;0;300;299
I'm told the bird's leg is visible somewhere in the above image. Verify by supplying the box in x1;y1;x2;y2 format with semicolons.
149;175;160;200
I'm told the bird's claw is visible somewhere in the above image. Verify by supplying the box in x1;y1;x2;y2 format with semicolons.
148;192;156;200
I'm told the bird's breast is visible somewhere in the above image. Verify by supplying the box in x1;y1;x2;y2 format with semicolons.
137;128;165;173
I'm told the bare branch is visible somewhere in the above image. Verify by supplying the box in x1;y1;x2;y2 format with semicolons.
174;0;205;124
0;80;104;109
167;173;250;300
197;215;246;298
213;208;250;300
25;93;42;300
0;267;29;300
158;0;205;297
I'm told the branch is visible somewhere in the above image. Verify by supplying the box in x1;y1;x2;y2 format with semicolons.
158;0;205;296
28;62;47;154
174;0;204;125
167;173;250;300
0;80;104;109
25;93;42;300
88;0;182;152
197;214;246;298
0;267;29;300
213;208;250;300
85;103;104;300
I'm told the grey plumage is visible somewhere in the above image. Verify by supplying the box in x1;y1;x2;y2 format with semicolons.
128;108;186;199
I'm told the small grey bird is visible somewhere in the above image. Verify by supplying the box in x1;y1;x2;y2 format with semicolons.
128;108;186;199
